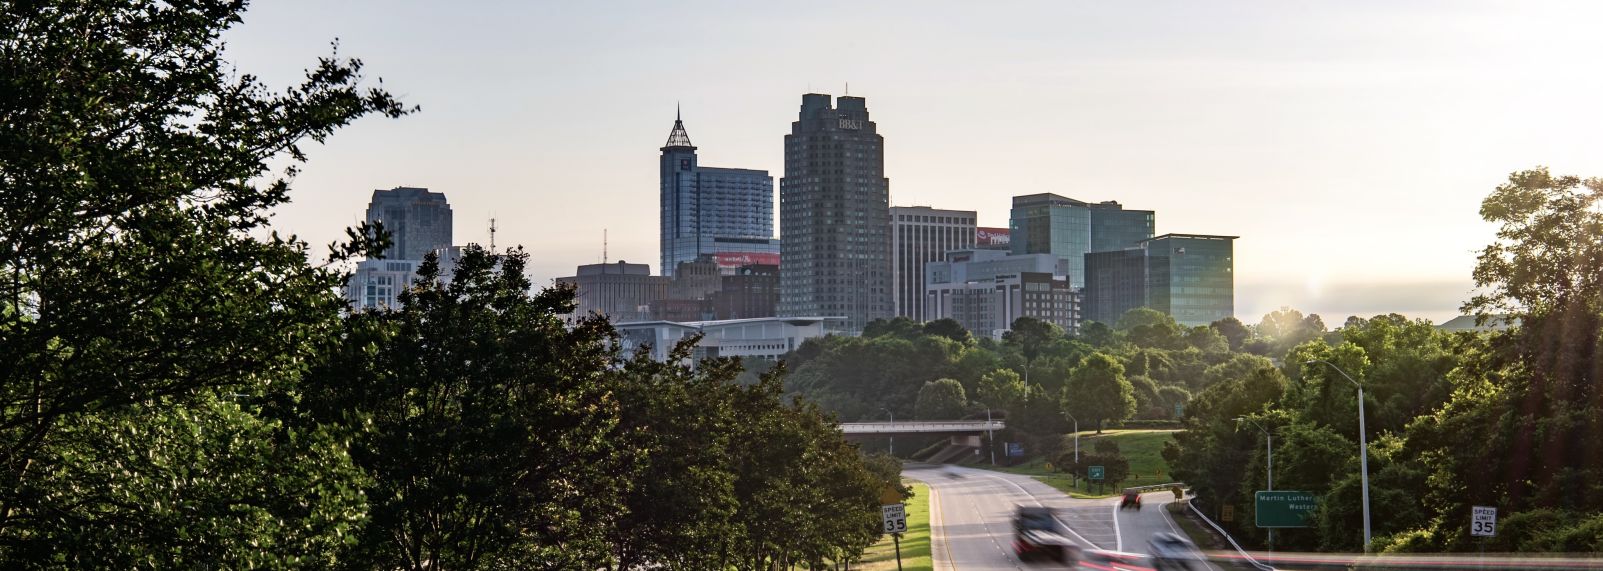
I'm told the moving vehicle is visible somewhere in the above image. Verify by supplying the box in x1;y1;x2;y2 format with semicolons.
1147;532;1207;570
1011;506;1080;564
1120;488;1143;510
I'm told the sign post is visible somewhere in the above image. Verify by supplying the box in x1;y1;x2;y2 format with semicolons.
1089;465;1105;495
882;503;907;571
1255;491;1317;528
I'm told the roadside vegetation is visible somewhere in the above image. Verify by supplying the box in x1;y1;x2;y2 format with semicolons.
858;482;933;571
0;3;904;568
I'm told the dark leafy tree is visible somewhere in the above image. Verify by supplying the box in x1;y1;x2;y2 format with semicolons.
923;317;973;344
305;247;626;569
0;0;407;564
915;378;968;420
1210;317;1252;351
1062;353;1137;433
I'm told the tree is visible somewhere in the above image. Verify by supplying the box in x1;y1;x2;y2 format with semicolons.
305;247;627;569
1003;316;1063;363
862;317;923;339
0;1;408;564
916;378;968;420
923;318;973;344
977;369;1027;412
1211;317;1252;351
1062;353;1137;433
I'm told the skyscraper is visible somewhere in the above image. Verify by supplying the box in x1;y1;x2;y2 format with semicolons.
660;110;778;277
1083;233;1236;327
891;206;975;320
364;186;453;261
346;187;454;309
779;93;891;333
1009;193;1153;287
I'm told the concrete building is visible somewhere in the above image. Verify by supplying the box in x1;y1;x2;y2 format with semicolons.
614;316;840;363
778;93;892;334
923;249;1078;338
709;264;780;320
1009;193;1153;286
555;261;669;323
365;186;453;261
891;206;976;320
347;259;422;309
660;110;779;277
1083;233;1236;327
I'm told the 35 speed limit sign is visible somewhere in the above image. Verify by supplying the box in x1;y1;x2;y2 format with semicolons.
1471;506;1497;537
881;504;907;535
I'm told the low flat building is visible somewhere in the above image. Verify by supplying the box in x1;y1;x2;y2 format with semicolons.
614;316;842;363
923;249;1078;338
555;261;669;323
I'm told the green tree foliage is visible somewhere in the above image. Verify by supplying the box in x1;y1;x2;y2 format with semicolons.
862;316;924;339
1009;384;1070;436
916;378;968;420
1055;438;1132;487
1062;353;1137;433
0;1;407;563
1117;308;1186;350
306;248;627;569
1003;316;1063;363
922;318;973;344
1257;307;1328;357
1210;317;1252;352
977;369;1027;411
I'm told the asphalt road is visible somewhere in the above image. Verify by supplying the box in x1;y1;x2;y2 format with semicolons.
907;464;1222;571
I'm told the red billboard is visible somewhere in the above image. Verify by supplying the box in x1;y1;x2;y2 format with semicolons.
976;227;1011;247
712;252;780;269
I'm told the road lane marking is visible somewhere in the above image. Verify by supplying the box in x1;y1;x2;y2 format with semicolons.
976;472;1106;553
1111;500;1124;552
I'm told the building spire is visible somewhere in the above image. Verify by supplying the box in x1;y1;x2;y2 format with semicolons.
663;104;694;149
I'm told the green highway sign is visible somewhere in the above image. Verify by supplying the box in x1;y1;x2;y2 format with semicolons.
1255;490;1317;528
1088;465;1105;481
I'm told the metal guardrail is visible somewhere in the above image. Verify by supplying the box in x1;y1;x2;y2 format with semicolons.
838;421;1005;434
1186;497;1276;571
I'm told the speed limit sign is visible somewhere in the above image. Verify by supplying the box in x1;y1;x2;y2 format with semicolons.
1471;506;1497;537
881;504;907;535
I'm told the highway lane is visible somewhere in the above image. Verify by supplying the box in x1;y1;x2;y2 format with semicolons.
908;464;1223;571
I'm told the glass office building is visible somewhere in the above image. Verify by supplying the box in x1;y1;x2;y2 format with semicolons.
660;111;778;277
1009;193;1153;287
1083;234;1236;327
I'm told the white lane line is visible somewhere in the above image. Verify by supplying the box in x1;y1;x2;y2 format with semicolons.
1158;494;1183;535
923;478;957;571
977;472;1104;552
1111;500;1124;552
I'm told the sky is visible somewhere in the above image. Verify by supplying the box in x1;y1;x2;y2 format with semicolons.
223;0;1603;325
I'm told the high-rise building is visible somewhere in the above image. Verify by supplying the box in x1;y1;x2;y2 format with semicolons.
1083;233;1236;327
346;187;454;310
779;93;891;333
1009;193;1153;286
924;248;1078;337
709;264;780;320
555;261;670;323
365;186;453;261
660;110;779;277
891;206;976;320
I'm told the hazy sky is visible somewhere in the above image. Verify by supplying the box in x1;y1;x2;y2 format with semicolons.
225;1;1603;325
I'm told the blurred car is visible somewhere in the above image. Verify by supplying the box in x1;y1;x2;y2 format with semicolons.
1011;506;1080;564
1147;532;1207;570
1119;489;1142;510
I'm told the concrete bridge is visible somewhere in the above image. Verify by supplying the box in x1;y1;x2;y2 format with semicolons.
838;420;1004;436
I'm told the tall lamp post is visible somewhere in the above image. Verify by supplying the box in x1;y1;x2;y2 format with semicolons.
1307;359;1372;552
1237;416;1274;550
1065;411;1080;488
882;407;895;457
986;407;996;466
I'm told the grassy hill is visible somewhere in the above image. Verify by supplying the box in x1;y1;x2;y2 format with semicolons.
964;429;1180;498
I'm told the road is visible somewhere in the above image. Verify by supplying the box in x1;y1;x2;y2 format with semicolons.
907;463;1223;571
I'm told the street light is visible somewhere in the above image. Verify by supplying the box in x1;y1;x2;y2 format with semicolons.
1064;411;1080;489
1237;416;1274;550
986;407;996;466
1307;359;1373;553
881;407;895;457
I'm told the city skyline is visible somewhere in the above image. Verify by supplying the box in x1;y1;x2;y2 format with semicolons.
222;0;1603;324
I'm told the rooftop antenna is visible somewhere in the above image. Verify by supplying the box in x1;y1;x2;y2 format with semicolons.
488;217;497;252
603;229;608;264
845;81;849;96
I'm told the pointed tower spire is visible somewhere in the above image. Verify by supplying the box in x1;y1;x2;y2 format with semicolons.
663;104;694;149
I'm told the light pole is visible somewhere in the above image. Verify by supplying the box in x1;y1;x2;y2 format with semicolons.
1237;416;1274;550
882;408;895;457
986;407;996;466
1308;359;1372;553
1065;411;1080;488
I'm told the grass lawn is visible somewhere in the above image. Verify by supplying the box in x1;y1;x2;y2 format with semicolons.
856;481;932;571
969;429;1180;498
